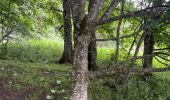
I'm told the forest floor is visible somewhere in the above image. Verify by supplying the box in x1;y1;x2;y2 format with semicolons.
0;60;170;100
0;60;71;100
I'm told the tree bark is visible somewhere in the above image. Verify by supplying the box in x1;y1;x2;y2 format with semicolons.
143;29;154;76
70;30;90;100
88;31;97;71
59;0;72;64
69;0;104;99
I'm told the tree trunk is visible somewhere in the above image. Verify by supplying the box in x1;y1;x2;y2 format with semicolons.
88;31;97;71
59;0;72;64
70;32;90;100
143;30;154;76
69;0;104;99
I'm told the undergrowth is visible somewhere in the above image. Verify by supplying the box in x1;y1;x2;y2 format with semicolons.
0;60;71;100
0;37;169;100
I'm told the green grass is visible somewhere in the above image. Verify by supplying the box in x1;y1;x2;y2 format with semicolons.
97;47;115;66
6;38;64;63
0;59;170;100
0;37;170;100
0;60;71;100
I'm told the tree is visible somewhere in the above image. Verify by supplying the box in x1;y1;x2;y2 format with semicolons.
69;0;170;99
59;0;72;64
69;0;104;99
143;0;169;76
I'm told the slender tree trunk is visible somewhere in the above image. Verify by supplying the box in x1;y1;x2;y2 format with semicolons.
142;0;165;76
143;30;154;76
59;0;72;64
88;31;97;71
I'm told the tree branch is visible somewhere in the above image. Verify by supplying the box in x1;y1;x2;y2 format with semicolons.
97;5;170;25
115;0;125;64
155;54;170;62
154;52;170;56
96;26;143;42
98;0;121;23
0;28;12;43
154;48;170;51
154;56;169;66
130;32;144;67
89;66;170;79
126;24;141;62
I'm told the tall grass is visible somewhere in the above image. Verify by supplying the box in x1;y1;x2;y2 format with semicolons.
7;37;63;63
97;47;115;66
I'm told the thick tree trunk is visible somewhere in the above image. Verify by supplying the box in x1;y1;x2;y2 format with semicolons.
143;30;154;76
69;0;104;99
59;0;72;64
88;31;97;71
70;33;90;100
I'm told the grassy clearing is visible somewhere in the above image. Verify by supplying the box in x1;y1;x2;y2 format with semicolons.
0;37;170;100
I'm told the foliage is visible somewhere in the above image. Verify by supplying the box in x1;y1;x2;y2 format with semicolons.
0;0;63;36
89;74;170;100
117;75;170;100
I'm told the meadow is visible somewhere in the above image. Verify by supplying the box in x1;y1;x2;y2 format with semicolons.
0;36;169;100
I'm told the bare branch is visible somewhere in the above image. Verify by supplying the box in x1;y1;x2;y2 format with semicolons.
115;0;125;64
154;52;170;56
96;26;143;42
126;25;141;62
89;66;170;79
154;48;170;51
98;0;121;23
97;5;170;25
96;21;144;42
130;33;144;67
0;28;12;42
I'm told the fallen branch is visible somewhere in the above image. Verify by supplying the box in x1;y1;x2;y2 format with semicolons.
89;66;170;78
